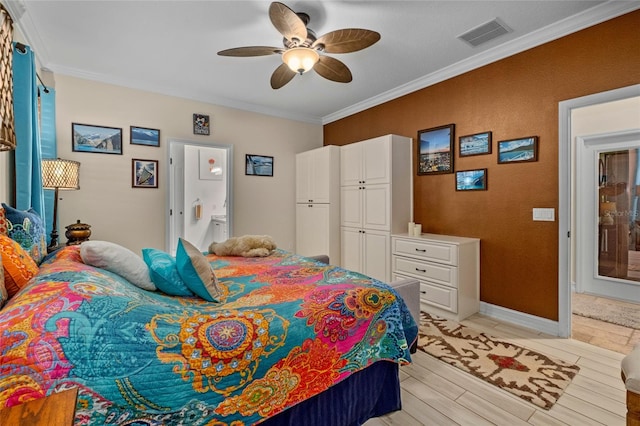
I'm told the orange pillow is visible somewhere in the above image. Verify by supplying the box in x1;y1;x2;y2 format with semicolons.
0;234;39;298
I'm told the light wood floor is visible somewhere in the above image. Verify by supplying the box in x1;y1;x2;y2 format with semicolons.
365;313;628;426
571;296;640;355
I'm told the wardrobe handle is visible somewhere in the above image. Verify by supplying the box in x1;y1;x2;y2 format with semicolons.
415;268;426;273
415;248;426;252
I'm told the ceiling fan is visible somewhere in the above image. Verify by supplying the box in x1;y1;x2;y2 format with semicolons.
217;2;380;89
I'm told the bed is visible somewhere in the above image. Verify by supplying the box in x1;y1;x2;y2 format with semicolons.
0;243;418;425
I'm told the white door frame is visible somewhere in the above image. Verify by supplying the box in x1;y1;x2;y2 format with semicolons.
166;139;234;253
558;84;640;337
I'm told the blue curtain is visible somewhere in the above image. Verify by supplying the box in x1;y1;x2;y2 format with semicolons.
39;86;57;242
12;43;44;216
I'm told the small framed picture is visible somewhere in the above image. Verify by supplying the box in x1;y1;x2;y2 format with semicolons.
497;136;538;164
456;169;487;191
132;159;158;188
130;126;160;147
193;113;210;135
459;131;492;157
245;154;273;177
72;123;123;155
417;124;455;175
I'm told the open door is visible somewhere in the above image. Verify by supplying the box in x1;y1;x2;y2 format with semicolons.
167;139;233;254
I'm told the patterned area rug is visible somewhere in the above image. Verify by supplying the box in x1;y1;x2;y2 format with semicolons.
572;292;640;330
417;312;580;410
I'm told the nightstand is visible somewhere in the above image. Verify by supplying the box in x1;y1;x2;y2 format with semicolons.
0;387;78;425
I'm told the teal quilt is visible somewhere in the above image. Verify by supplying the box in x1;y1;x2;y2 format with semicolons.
0;246;417;425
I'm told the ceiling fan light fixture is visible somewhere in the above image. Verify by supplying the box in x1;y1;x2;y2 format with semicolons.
282;47;319;74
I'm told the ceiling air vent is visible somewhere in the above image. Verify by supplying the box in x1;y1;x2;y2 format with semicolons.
458;18;511;47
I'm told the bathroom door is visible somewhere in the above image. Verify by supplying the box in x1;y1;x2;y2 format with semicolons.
576;129;640;302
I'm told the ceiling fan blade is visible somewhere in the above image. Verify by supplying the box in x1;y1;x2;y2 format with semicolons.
270;63;297;89
312;29;381;53
269;2;308;44
314;55;352;83
217;46;283;57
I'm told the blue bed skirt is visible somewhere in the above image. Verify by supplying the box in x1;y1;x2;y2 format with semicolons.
261;360;401;426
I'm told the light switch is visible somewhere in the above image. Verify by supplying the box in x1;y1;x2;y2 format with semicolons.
533;208;555;221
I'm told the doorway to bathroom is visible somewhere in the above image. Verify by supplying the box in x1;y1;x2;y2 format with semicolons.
166;139;233;254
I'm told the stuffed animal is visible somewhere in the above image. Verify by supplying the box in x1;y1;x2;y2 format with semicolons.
208;235;276;257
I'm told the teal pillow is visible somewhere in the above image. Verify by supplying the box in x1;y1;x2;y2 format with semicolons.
175;238;221;302
142;248;194;297
2;203;47;264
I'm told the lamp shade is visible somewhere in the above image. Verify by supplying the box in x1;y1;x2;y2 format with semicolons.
282;47;319;74
42;158;80;190
0;4;15;151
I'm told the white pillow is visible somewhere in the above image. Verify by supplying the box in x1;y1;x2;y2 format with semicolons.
80;241;156;291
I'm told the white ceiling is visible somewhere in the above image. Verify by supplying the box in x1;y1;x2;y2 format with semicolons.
6;1;639;124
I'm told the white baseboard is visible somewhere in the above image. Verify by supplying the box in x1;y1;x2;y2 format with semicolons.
479;302;561;336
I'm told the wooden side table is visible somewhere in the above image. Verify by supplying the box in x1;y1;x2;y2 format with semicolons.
0;388;78;425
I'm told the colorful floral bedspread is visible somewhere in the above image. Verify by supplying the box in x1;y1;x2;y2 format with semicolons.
0;246;417;425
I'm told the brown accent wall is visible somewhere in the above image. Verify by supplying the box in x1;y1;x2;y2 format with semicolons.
324;11;640;321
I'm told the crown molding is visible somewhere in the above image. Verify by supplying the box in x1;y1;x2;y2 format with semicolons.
49;63;322;125
321;1;640;125
4;0;51;68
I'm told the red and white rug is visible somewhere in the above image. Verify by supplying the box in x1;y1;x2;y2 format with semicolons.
417;312;580;409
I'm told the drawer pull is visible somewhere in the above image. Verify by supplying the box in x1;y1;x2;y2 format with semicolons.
415;248;426;252
420;291;426;294
415;268;426;273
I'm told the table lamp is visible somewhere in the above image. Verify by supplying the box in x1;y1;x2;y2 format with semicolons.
41;158;80;250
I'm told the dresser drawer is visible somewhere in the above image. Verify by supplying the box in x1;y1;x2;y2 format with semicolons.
420;281;458;313
393;238;458;265
392;256;458;288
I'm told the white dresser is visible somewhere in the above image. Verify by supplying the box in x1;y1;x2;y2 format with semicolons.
391;233;480;321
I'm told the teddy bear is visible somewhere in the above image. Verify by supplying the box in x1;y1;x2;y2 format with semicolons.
208;235;277;257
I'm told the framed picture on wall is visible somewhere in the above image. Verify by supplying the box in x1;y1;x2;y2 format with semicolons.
497;136;538;164
459;131;492;156
417;124;455;175
193;113;210;135
72;123;123;155
132;159;158;188
130;126;160;147
455;168;487;191
245;154;273;177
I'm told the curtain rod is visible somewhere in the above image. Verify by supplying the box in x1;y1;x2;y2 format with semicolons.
14;42;50;94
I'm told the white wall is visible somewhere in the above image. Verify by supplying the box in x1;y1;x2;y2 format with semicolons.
54;74;323;254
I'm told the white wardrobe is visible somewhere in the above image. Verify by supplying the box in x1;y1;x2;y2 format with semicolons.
295;145;341;263
340;134;413;282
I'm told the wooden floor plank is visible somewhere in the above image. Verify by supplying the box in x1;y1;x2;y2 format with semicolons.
402;377;495;426
455;391;532;426
554;392;625;425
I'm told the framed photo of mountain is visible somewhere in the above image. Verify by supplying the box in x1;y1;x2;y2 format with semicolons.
72;123;123;155
130;126;160;147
